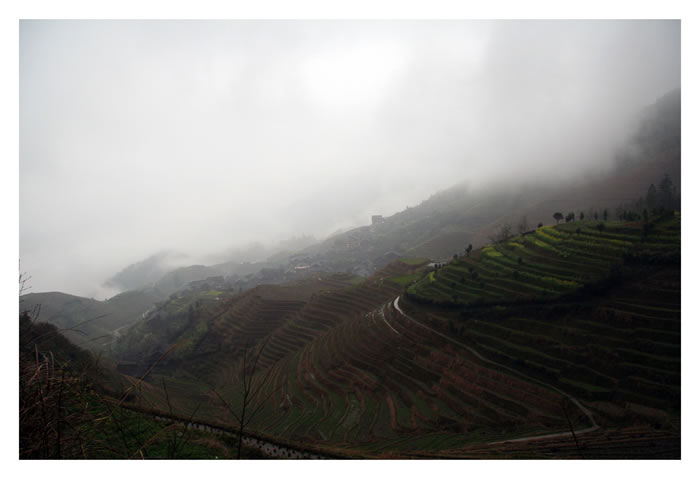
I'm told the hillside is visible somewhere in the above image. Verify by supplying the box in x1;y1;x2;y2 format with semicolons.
20;289;163;351
294;161;679;278
248;216;678;457
408;213;680;412
116;210;679;458
278;89;680;272
20;311;271;458
111;270;391;382
104;237;320;299
104;251;181;291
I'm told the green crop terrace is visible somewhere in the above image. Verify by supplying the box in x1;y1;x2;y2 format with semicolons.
122;214;679;457
409;215;678;307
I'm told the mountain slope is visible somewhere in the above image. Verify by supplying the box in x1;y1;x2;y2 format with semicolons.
122;212;679;457
20;289;162;351
286;88;680;271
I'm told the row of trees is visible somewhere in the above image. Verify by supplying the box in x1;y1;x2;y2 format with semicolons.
598;174;680;225
553;210;606;224
615;174;680;221
550;174;678;227
647;174;680;213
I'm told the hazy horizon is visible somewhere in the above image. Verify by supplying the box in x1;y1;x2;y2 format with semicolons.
19;20;680;299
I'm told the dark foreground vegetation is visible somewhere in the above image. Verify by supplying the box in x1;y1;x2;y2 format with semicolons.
19;313;275;459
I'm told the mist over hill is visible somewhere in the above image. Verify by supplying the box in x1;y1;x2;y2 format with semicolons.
18;20;684;460
20;20;680;299
21;85;680;358
252;87;681;277
103;251;190;292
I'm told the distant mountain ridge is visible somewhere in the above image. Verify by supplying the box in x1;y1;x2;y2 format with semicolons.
104;251;191;292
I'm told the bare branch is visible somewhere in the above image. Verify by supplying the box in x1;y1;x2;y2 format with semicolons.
212;389;242;424
117;342;179;407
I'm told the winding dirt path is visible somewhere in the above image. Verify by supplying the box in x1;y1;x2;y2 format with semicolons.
390;296;599;445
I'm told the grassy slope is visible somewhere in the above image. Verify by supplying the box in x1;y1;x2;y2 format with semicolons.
19;289;163;352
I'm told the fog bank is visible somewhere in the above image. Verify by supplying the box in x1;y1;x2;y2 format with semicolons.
20;20;680;298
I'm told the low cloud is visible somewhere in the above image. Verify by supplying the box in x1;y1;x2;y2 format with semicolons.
20;20;680;298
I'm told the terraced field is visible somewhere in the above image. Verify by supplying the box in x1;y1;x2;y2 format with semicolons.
239;298;592;454
125;214;680;457
184;270;406;381
121;269;408;421
429;424;681;459
393;214;680;456
408;216;678;306
403;265;681;413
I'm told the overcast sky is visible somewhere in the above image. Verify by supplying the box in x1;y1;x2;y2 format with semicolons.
19;20;680;298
